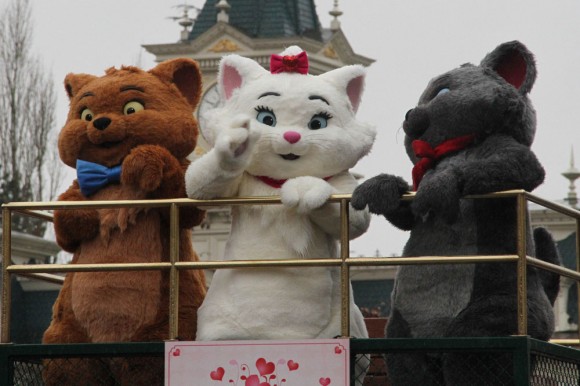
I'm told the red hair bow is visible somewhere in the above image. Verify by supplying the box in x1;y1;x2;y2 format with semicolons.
270;51;309;74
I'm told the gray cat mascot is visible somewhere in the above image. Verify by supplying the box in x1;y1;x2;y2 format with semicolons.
351;41;560;386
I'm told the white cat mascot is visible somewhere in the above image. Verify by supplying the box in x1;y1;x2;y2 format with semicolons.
186;47;375;347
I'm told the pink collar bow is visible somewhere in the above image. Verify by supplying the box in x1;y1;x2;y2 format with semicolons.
270;51;308;74
254;174;333;189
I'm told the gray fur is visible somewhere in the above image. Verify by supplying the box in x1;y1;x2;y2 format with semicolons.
351;41;560;386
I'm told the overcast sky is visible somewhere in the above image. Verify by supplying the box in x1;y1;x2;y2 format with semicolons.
7;0;579;257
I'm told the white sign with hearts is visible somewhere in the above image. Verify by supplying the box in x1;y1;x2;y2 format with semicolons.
165;339;349;386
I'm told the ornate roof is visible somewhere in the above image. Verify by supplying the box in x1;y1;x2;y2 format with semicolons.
190;0;323;41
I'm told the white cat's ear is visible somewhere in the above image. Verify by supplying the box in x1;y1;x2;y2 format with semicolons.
218;55;268;101
319;65;366;113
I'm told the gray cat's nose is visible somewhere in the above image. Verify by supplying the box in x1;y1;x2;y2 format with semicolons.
403;108;429;138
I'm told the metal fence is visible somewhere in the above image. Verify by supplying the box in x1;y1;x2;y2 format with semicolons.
2;337;580;385
351;336;580;386
1;342;164;386
1;190;580;385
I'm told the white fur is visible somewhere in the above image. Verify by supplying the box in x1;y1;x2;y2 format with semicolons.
186;47;376;345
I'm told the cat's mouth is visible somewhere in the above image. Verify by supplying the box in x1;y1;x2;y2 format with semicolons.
280;153;300;161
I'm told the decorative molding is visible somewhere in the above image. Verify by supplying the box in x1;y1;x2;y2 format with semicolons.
530;205;576;241
209;38;240;53
0;230;60;262
323;45;338;59
191;23;251;54
196;58;223;70
1;231;63;291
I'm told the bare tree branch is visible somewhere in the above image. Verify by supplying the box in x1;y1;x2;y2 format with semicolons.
0;0;61;236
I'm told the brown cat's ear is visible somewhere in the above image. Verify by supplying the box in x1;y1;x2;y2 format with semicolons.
149;58;203;108
64;73;97;100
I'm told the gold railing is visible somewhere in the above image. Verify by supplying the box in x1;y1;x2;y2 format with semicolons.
1;190;579;345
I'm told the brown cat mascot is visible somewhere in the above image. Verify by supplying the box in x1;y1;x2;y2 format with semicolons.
42;59;206;386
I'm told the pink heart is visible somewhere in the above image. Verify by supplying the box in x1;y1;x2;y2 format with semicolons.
287;360;299;371
245;374;269;386
319;377;331;386
210;367;225;381
172;348;181;357
334;346;342;354
255;357;275;376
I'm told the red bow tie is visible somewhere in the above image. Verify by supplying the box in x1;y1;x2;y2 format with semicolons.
270;52;309;74
411;134;475;190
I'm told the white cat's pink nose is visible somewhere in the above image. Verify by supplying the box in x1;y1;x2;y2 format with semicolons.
283;131;301;144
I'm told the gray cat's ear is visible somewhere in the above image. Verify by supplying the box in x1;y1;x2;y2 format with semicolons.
480;40;536;95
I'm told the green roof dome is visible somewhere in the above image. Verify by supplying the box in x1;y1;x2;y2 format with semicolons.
190;0;323;41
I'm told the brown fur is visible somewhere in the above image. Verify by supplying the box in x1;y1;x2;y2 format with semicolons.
42;59;206;386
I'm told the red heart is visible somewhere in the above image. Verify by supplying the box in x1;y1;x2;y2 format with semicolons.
287;360;299;371
255;357;275;376
245;374;269;386
172;348;181;357
210;367;225;381
334;346;342;354
319;377;331;386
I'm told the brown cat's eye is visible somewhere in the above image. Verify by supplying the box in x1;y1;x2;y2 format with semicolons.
123;100;145;115
80;108;94;121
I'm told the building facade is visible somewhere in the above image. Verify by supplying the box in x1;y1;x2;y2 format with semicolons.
530;150;579;336
0;231;61;343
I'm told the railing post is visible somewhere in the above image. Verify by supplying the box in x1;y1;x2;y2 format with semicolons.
576;218;580;342
168;203;180;340
516;192;528;336
1;207;12;343
0;342;12;386
340;198;350;337
512;338;531;386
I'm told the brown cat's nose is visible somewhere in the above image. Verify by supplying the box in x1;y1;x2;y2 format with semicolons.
93;117;111;131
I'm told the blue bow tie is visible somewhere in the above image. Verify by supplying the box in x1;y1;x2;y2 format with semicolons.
76;159;122;196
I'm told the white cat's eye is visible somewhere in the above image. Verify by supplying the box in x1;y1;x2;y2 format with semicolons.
308;113;331;130
256;109;277;127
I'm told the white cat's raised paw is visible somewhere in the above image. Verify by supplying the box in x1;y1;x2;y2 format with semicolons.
215;117;260;170
281;176;334;214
